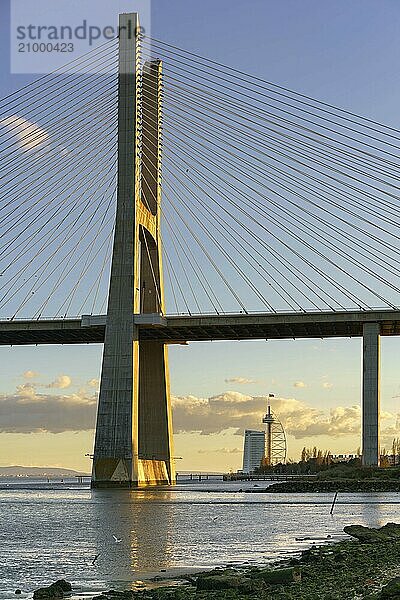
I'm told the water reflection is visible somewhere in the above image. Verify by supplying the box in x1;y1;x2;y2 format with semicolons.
3;484;400;596
354;493;394;528
91;489;175;585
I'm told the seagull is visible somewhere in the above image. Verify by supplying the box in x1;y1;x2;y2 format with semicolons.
212;516;218;521
92;554;100;565
113;535;122;543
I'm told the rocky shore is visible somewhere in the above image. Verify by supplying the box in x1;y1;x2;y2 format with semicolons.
34;523;400;600
261;479;400;493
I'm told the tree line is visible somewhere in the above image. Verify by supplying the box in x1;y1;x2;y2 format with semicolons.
254;439;400;474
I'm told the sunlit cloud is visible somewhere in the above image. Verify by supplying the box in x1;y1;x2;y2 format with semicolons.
87;378;100;389
0;384;97;433
23;370;39;379
224;376;257;384
0;115;49;150
381;414;400;447
294;381;306;388
2;382;399;444
15;383;37;402
322;382;333;389
46;375;72;389
172;392;399;440
198;447;242;455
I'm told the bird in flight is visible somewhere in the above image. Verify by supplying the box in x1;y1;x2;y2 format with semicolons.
113;535;122;543
92;554;100;565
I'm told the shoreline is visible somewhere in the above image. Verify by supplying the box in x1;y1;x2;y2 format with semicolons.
58;524;400;600
261;479;400;493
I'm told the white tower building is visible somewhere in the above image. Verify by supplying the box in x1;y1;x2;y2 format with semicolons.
242;429;266;473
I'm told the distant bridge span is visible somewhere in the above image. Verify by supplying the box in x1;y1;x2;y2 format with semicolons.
0;309;399;346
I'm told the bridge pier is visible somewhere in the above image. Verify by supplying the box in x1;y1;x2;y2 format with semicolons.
362;322;381;466
91;13;175;488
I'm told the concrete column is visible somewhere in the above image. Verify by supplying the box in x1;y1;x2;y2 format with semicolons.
362;322;381;466
92;23;175;488
91;13;140;488
138;60;175;485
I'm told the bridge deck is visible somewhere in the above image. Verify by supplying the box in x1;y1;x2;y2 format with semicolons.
0;310;399;345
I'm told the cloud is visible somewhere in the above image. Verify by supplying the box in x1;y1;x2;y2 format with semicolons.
2;381;398;443
224;377;257;385
304;405;361;437
380;413;400;447
15;383;37;401
23;370;39;379
0;384;97;433
0;116;49;150
171;392;399;441
198;447;242;455
46;375;71;389
172;392;308;436
87;378;100;389
294;381;306;388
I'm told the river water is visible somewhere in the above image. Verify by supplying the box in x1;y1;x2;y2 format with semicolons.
1;479;399;599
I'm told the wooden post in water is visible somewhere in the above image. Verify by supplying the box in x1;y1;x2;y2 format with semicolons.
330;491;338;515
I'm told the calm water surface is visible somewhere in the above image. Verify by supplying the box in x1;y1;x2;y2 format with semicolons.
0;479;399;599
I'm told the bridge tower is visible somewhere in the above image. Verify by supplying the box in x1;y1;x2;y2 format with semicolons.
362;323;381;466
91;13;175;487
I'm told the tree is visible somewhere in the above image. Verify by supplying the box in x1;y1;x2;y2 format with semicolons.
323;450;332;467
392;438;400;466
380;447;390;468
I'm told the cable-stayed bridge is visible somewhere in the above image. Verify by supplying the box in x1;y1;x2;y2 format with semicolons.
0;12;399;485
0;310;400;345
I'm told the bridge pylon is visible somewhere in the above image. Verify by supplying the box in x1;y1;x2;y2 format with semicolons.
362;323;381;466
91;13;175;488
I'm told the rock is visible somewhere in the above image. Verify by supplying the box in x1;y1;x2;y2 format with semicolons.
33;580;72;599
33;587;63;599
53;581;72;592
266;480;400;493
334;550;346;561
301;548;320;563
238;578;267;594
195;568;237;578
254;567;301;584
196;571;262;594
196;574;244;591
344;523;400;543
378;523;400;538
15;591;22;595
381;576;400;598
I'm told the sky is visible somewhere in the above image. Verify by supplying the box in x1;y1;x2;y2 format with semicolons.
0;0;399;473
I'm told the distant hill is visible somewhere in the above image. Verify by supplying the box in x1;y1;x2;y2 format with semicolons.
0;466;89;478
